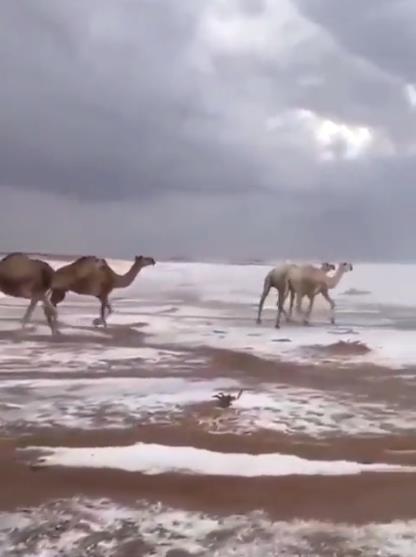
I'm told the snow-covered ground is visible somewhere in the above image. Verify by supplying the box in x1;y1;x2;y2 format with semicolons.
1;258;416;435
2;257;416;556
1;258;416;369
1;498;416;557
1;376;415;437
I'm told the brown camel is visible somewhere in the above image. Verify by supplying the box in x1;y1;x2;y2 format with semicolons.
49;255;156;327
257;262;335;328
287;261;353;325
0;252;58;333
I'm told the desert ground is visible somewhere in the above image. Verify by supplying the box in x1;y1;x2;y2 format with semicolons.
1;256;416;556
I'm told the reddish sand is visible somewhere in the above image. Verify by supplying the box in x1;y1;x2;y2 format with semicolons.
12;423;416;465
310;340;372;356
0;439;415;523
1;334;416;547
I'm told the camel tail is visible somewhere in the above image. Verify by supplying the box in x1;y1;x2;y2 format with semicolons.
41;265;54;292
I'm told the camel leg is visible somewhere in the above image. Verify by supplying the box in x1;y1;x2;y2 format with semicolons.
303;295;315;326
50;289;66;308
275;289;288;328
275;292;288;316
49;289;66;329
295;291;304;317
256;279;271;325
321;289;336;324
43;304;57;334
41;295;59;335
93;296;109;328
287;288;296;322
21;297;40;328
100;298;108;328
289;292;305;319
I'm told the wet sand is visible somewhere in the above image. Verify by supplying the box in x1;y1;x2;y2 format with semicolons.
12;424;416;464
1;259;416;555
1;449;416;524
1;342;416;524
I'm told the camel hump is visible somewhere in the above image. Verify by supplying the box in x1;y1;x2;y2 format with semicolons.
75;255;96;264
52;255;109;288
74;256;107;268
0;254;53;295
286;264;316;287
0;253;33;276
298;265;323;278
1;252;26;262
268;263;293;286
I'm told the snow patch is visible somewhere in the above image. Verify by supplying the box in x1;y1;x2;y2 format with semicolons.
30;442;416;476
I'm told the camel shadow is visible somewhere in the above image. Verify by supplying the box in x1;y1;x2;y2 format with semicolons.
0;318;147;347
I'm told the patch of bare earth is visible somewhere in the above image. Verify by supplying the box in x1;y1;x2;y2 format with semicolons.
14;424;416;465
0;441;416;523
2;312;416;553
308;340;372;357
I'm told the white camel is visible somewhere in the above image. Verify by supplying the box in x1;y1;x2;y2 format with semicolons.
288;262;353;326
256;262;335;328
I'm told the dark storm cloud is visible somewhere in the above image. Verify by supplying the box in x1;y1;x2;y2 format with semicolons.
1;0;416;259
0;0;263;200
294;0;416;82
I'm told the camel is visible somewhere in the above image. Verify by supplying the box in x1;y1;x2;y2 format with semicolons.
49;255;156;327
0;252;58;334
287;262;353;326
256;262;335;328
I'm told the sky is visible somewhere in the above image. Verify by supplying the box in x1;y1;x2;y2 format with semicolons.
1;0;416;261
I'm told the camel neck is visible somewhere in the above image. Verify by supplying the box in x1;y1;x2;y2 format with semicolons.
113;260;142;289
326;266;345;289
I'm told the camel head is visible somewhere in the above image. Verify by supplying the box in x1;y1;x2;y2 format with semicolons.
135;255;156;268
339;262;353;272
320;262;336;272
